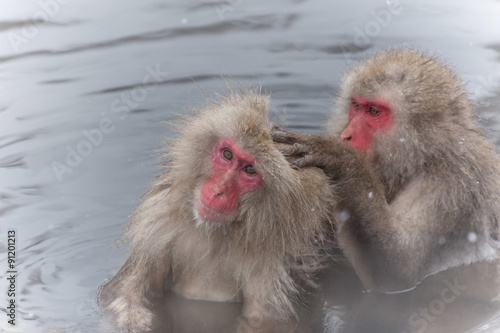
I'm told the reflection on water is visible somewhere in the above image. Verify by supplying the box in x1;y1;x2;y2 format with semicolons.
0;0;500;332
105;260;500;333
324;261;500;333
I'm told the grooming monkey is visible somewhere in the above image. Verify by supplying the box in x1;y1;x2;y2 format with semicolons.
100;88;335;332
273;49;500;292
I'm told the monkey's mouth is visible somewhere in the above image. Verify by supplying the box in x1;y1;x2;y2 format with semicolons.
195;201;235;224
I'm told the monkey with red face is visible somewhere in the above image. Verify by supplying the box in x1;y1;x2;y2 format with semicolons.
99;88;335;332
273;49;500;292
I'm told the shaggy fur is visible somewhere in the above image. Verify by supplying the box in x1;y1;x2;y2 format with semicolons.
277;49;500;291
99;88;335;332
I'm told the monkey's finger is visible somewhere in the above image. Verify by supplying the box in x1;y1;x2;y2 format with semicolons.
279;143;309;156
292;154;320;169
271;128;299;144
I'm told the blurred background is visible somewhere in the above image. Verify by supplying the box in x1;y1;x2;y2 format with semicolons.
0;0;499;332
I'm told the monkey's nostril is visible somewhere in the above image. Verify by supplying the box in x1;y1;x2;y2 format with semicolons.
343;135;352;142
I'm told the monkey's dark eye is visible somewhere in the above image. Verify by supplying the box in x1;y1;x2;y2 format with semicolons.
368;107;379;116
353;102;360;110
243;165;256;174
223;150;233;160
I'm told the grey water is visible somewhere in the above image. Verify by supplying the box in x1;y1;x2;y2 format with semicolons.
0;0;500;332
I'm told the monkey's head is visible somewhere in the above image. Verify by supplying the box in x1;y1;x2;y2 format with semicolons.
166;88;331;251
330;49;480;190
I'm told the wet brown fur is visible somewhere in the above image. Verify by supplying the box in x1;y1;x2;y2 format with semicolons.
276;49;500;292
332;49;500;290
99;88;335;332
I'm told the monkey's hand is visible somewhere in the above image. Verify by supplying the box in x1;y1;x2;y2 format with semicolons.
107;295;154;333
101;270;156;333
271;126;359;180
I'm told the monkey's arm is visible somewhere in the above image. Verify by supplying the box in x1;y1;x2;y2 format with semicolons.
100;247;171;332
272;128;430;291
100;185;173;332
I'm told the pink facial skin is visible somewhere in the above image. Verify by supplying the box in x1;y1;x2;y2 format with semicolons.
341;96;394;153
197;139;262;222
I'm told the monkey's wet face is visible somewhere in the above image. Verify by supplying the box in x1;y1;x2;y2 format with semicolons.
341;96;393;153
195;138;262;224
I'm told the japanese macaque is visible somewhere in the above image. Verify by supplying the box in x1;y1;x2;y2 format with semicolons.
99;88;335;332
273;49;500;292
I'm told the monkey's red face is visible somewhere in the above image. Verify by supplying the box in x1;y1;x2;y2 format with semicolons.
196;139;263;223
341;96;393;153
